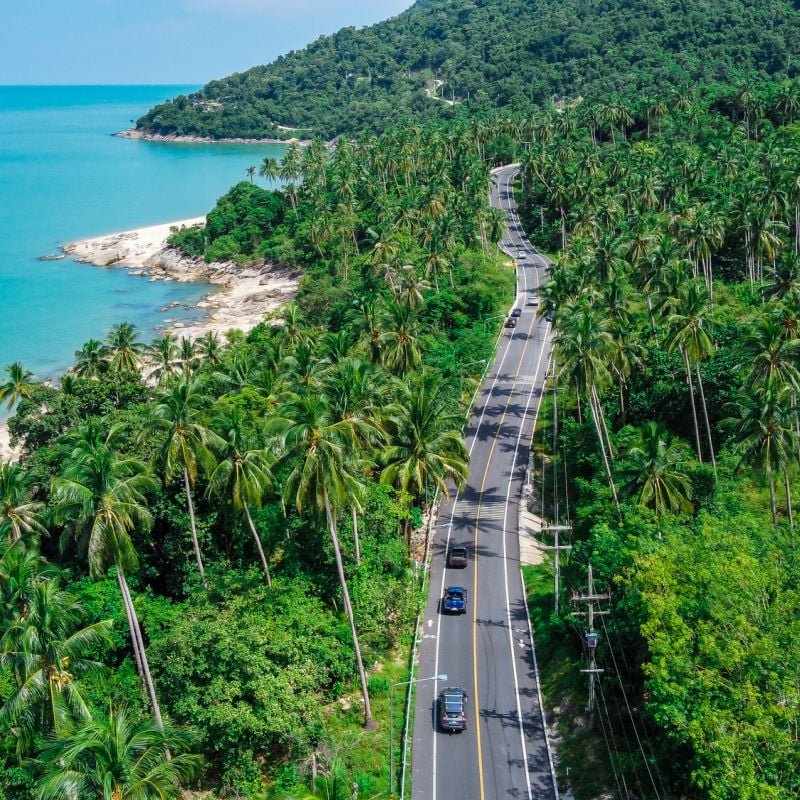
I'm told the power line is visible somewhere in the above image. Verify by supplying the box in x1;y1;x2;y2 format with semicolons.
600;612;666;799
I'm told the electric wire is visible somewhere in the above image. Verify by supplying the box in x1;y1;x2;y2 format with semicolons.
603;609;669;799
600;612;664;799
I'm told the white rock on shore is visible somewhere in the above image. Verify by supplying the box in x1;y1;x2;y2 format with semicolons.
62;218;299;341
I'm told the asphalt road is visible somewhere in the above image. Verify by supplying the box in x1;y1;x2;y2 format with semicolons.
410;165;558;800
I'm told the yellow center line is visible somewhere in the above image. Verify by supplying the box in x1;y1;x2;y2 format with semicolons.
471;274;541;800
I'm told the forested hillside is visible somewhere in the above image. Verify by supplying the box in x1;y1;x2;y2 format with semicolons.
135;0;800;140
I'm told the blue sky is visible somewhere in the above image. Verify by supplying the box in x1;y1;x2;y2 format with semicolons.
1;0;414;85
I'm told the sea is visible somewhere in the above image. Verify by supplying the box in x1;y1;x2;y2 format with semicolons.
0;85;287;381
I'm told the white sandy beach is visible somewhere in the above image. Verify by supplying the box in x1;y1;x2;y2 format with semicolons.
62;218;299;341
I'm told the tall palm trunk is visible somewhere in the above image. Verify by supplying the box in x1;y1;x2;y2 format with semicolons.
183;467;207;586
682;348;703;461
695;364;717;474
117;567;164;730
784;471;794;535
588;387;620;510
244;504;271;586
767;466;778;526
323;488;375;729
352;506;361;565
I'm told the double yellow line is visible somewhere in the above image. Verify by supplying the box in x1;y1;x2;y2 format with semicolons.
470;268;543;799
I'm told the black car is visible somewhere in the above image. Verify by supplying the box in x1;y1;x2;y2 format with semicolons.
438;687;468;732
447;546;468;568
511;307;522;317
544;309;555;322
504;317;517;328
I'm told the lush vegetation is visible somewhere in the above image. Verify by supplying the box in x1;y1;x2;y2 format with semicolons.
0;123;515;798
518;79;800;798
135;0;800;140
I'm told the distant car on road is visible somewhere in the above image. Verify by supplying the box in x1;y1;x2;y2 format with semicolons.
447;546;468;568
504;317;517;328
443;586;468;614
438;687;468;733
545;309;555;322
527;296;539;306
511;307;522;317
517;251;527;259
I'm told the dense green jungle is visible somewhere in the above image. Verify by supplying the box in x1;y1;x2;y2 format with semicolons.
4;4;800;798
135;0;800;140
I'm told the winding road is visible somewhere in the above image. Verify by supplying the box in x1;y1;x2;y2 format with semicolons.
409;165;558;800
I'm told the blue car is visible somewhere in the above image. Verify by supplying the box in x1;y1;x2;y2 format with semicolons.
443;586;468;614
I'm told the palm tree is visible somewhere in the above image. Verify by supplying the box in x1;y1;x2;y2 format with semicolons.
0;580;111;753
245;165;256;183
324;358;388;563
666;282;717;471
554;305;620;508
378;301;422;375
727;380;798;526
259;156;280;184
145;334;180;387
196;330;223;366
73;339;106;379
0;539;58;626
105;322;145;374
0;463;46;543
50;421;164;724
381;370;469;504
36;705;200;800
149;379;221;587
207;407;275;584
0;362;35;410
177;336;198;376
621;422;693;515
269;392;376;728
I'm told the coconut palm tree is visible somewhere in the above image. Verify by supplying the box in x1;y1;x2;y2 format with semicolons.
196;330;224;366
727;379;798;526
666;281;717;471
259;156;280;184
324;358;387;562
381;370;468;504
621;422;693;515
554;304;620;508
0;362;35;410
36;705;200;800
50;421;164;724
0;463;46;543
0;539;59;632
148;379;222;587
0;580;111;753
105;322;145;374
145;334;180;387
207;407;275;584
73;339;106;379
268;392;375;728
378;301;422;375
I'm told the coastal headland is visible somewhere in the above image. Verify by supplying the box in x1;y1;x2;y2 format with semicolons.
62;218;299;341
0;220;299;462
113;127;313;146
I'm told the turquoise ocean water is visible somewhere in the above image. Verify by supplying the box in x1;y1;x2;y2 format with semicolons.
0;85;286;380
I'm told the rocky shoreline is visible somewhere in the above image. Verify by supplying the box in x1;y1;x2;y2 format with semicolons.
113;127;312;146
62;218;300;341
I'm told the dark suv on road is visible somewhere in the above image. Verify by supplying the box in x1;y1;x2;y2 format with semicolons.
447;546;468;568
438;687;468;732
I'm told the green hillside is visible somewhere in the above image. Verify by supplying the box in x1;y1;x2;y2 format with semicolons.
135;0;800;140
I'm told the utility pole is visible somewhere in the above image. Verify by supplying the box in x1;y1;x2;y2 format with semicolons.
572;564;609;726
541;524;572;615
